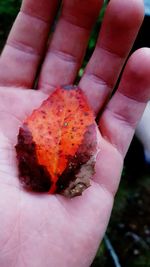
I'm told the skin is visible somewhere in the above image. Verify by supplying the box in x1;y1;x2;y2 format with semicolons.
0;0;150;266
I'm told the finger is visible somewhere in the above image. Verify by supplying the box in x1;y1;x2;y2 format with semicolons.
99;48;150;158
0;0;60;88
79;0;144;114
38;0;103;94
92;48;150;197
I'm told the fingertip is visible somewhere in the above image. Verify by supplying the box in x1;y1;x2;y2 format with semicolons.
119;47;150;103
128;47;150;71
107;0;144;25
99;0;144;58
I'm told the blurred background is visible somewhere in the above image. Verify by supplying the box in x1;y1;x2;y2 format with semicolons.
0;0;150;266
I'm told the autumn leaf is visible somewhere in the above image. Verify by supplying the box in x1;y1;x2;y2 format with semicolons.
15;86;99;198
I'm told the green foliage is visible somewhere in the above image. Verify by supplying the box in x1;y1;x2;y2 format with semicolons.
0;0;21;16
0;0;21;50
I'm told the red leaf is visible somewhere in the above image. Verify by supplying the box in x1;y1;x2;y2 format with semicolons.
15;86;99;197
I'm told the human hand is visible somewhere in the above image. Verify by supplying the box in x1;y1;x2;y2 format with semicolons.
0;0;150;266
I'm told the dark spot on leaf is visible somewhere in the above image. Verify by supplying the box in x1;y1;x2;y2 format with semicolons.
15;125;52;192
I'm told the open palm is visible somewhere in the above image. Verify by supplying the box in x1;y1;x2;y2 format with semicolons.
0;0;150;266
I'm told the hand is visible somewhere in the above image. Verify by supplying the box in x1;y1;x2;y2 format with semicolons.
0;0;150;266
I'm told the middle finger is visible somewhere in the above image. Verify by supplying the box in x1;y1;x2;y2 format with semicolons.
38;0;103;93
